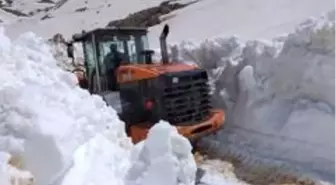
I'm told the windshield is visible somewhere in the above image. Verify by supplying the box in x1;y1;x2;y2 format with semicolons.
98;34;148;71
98;39;125;74
83;41;95;79
141;35;149;51
80;33;149;92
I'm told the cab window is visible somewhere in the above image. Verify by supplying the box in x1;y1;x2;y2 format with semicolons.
83;41;96;79
127;36;137;63
98;39;125;75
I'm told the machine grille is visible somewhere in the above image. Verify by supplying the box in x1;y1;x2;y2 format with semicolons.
162;69;211;126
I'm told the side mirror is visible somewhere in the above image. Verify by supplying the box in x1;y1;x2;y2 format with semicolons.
66;42;74;59
141;50;155;64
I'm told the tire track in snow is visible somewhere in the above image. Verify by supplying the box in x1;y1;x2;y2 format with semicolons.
194;139;333;185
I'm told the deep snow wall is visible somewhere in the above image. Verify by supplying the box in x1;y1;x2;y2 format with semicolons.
0;27;197;185
0;27;133;185
177;10;335;182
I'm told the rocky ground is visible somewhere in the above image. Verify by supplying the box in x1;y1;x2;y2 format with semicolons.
106;0;199;28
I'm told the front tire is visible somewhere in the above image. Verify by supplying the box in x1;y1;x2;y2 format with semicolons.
191;140;199;154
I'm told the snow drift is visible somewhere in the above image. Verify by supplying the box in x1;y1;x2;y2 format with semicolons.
177;10;335;181
0;27;196;185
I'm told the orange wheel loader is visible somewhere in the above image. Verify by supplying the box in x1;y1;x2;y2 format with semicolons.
66;24;225;144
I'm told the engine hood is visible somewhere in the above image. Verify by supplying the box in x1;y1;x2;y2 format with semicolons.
117;63;199;83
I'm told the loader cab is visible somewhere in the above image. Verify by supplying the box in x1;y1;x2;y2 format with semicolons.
69;27;154;93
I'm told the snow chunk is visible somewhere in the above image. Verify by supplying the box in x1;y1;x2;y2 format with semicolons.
125;121;197;185
199;159;248;185
0;152;35;185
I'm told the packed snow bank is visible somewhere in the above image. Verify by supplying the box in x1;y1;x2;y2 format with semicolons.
0;26;131;184
60;121;197;185
177;10;335;181
0;26;198;185
125;121;197;185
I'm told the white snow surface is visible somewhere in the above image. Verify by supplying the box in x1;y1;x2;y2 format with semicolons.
0;28;197;185
198;159;248;185
177;10;335;181
1;0;168;39
148;0;334;47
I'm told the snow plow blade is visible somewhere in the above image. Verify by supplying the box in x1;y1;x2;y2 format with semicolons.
128;109;225;144
176;109;225;142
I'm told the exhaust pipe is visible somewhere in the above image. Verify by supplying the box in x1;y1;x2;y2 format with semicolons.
160;24;169;64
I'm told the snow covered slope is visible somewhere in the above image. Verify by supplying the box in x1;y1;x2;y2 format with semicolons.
177;10;335;182
1;0;169;39
148;0;334;46
0;0;334;45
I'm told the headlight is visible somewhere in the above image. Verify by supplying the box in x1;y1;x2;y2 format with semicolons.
172;77;179;84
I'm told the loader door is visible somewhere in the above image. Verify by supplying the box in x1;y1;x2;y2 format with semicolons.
98;40;125;91
82;40;100;93
79;30;152;94
96;34;150;91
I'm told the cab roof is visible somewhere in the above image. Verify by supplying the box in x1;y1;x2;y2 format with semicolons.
72;27;148;42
